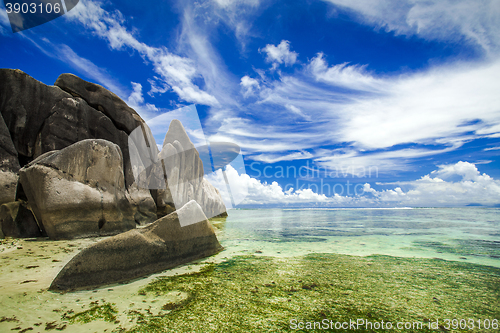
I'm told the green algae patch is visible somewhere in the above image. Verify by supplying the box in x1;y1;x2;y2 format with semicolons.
122;254;500;332
413;239;500;258
64;302;118;324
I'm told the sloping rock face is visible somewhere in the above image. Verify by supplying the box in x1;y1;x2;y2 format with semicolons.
49;200;222;291
152;120;227;219
54;73;143;134
19;139;136;240
0;69;71;159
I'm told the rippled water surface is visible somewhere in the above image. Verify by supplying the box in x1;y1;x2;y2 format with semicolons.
218;208;500;267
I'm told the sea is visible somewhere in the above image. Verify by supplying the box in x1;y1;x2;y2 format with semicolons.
0;207;499;332
217;207;500;268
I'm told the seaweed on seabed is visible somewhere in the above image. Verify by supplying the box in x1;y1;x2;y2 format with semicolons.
94;254;500;333
63;302;118;324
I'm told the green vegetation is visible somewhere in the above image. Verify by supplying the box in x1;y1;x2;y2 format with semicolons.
64;302;118;324
413;239;500;258
118;254;500;332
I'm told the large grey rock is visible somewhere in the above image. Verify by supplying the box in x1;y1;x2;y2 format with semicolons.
33;97;157;225
0;200;42;238
49;200;223;291
0;112;19;205
0;69;71;158
154;120;227;219
54;73;143;134
19;139;137;240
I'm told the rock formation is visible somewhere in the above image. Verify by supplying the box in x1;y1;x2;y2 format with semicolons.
19;139;137;239
54;73;143;134
0;200;42;238
50;200;222;291
0;69;227;240
0;111;19;206
132;119;228;220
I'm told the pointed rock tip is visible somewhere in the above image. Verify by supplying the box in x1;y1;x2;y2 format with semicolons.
163;119;195;150
176;200;208;227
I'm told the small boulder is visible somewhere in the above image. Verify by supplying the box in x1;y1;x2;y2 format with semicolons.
19;139;136;239
49;200;223;291
0;200;42;238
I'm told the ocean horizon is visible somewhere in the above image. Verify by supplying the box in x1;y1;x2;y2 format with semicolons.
218;207;500;268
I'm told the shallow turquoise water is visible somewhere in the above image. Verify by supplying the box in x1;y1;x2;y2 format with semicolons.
218;208;500;267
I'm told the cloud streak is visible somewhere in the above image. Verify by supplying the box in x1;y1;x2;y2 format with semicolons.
65;0;218;106
322;0;500;55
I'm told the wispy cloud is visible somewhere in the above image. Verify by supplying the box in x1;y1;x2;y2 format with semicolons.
308;53;387;92
223;41;500;172
208;0;262;49
65;0;218;106
252;151;314;163
322;0;500;55
126;82;159;115
0;3;11;35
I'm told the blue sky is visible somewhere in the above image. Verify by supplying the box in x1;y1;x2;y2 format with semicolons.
1;0;500;207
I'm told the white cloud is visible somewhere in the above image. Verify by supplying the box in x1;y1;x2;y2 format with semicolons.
207;165;332;205
309;53;387;92
314;147;457;176
260;40;298;69
285;104;310;120
339;60;500;149
213;0;259;8
126;82;159;116
207;117;317;154
235;52;500;172
371;162;500;206
322;0;500;55
208;0;261;49
240;75;260;97
0;3;11;35
25;37;130;100
65;0;218;106
216;162;500;207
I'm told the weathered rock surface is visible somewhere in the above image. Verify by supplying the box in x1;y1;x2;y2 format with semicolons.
0;68;227;246
153;120;227;219
0;112;20;205
0;69;71;159
0;200;42;238
33;96;156;225
0;69;156;226
19;139;136;240
50;200;223;291
55;73;143;134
